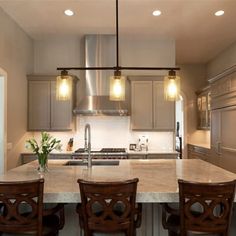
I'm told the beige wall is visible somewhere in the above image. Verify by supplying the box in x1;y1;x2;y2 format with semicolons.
0;12;208;166
32;36;176;152
207;41;236;78
0;7;33;169
177;64;209;154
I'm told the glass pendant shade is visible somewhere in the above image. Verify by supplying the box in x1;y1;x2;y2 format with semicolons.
109;75;126;101
56;72;72;101
164;71;180;101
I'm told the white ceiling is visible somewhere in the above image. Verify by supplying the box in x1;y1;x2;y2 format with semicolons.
0;0;236;64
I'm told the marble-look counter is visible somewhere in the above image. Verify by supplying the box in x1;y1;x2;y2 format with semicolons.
0;159;235;203
128;150;178;155
188;143;211;149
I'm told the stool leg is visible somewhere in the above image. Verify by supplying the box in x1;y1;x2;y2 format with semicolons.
169;230;180;236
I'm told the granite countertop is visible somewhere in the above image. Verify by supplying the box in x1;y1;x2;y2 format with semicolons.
1;159;235;203
21;151;74;155
128;150;179;155
22;149;179;156
188;143;211;149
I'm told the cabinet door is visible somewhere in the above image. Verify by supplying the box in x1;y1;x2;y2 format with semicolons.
128;154;146;159
28;81;50;130
147;154;178;159
197;90;210;130
153;81;175;130
218;106;236;173
131;81;153;130
50;81;72;130
210;110;221;166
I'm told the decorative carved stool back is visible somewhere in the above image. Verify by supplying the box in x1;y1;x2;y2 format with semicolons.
77;178;142;236
178;179;236;236
0;179;44;235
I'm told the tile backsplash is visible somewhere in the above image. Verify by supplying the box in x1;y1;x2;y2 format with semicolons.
27;116;174;152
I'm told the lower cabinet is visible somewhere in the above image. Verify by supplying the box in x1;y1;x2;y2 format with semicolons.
187;144;210;162
147;153;178;159
128;154;146;159
21;154;72;165
128;153;178;159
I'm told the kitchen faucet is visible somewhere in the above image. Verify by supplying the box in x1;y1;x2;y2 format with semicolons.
84;123;92;168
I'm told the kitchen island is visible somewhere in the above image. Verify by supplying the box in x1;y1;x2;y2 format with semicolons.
1;159;235;202
1;159;236;235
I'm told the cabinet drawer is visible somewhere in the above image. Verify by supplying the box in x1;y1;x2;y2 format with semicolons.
128;154;146;159
147;154;178;159
21;153;72;164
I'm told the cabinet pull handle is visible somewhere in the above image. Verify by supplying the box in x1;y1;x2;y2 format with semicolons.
216;141;221;155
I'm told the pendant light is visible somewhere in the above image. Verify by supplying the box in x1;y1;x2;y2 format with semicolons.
110;70;125;101
164;70;180;101
109;0;125;101
57;0;180;101
56;70;72;101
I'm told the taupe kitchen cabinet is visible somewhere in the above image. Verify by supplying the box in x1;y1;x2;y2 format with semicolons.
130;77;175;131
187;144;210;162
21;153;72;164
210;107;236;173
147;153;178;159
27;75;77;131
128;154;146;159
196;86;211;130
210;67;236;173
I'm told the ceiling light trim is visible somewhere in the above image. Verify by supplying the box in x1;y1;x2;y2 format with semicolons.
64;9;74;16
58;0;179;73
152;10;162;16
215;10;224;16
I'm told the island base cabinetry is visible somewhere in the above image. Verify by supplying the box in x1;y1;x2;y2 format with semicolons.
61;203;236;236
61;203;168;236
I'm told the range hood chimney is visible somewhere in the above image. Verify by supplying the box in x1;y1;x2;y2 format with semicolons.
74;35;130;116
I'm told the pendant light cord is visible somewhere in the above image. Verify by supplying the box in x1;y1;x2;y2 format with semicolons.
57;0;180;72
116;0;119;71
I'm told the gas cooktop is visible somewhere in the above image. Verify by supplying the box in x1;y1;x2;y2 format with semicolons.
74;148;126;153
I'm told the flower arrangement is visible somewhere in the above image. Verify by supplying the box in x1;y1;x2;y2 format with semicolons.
26;132;62;172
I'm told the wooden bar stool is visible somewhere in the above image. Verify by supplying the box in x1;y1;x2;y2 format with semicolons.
0;179;65;236
162;179;236;236
77;178;142;236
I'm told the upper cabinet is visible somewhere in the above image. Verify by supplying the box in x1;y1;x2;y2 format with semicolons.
196;86;211;130
130;77;175;131
27;75;77;131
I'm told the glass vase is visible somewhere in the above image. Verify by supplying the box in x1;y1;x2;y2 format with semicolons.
37;153;48;172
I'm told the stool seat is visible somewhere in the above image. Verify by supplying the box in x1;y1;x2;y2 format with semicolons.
77;178;142;236
162;179;236;236
0;179;65;236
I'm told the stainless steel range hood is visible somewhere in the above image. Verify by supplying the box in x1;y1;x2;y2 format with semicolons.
73;35;129;116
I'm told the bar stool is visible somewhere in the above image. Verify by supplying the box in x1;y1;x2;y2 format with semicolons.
0;179;65;236
77;178;142;236
162;179;236;236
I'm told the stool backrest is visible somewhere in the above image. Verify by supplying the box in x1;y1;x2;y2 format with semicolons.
178;179;236;236
78;178;139;235
0;179;44;236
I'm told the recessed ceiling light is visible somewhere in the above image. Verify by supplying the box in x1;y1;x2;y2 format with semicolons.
215;10;224;16
64;9;74;16
152;10;162;16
